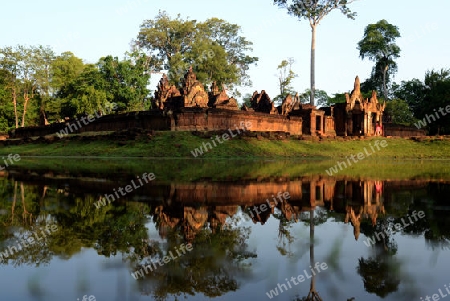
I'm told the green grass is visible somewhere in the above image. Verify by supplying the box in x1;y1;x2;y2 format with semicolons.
1;131;446;182
1;131;450;159
5;157;450;182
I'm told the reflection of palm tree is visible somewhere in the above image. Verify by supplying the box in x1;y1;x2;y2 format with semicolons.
293;207;329;301
306;208;322;301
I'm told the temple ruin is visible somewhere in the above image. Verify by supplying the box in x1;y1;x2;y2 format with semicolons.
333;76;386;136
151;69;387;137
12;67;410;139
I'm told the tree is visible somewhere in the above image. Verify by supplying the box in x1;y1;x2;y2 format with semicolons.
0;47;21;128
392;69;450;134
422;69;450;134
134;11;258;89
358;20;401;100
51;51;85;93
273;58;297;105
391;78;426;117
298;88;329;107
48;51;85;121
97;54;151;111
274;0;357;106
384;98;416;125
0;45;55;127
0;69;16;131
57;64;109;117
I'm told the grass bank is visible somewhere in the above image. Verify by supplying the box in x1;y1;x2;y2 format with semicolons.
6;157;450;182
0;131;449;159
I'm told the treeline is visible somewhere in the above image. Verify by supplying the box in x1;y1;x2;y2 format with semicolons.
0;12;448;135
0;11;258;132
0;47;151;132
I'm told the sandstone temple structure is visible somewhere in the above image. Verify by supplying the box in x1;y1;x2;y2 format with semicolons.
12;67;404;139
148;68;387;137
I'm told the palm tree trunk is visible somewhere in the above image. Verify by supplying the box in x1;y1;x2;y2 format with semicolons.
382;65;388;100
310;24;316;106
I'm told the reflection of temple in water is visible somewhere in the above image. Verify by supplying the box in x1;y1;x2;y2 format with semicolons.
150;177;386;241
9;170;425;242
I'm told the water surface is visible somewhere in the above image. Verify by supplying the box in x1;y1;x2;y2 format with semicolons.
0;159;449;301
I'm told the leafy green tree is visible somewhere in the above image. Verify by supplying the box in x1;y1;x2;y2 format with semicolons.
57;64;109;117
48;51;85;121
273;58;297;105
50;52;85;93
196;18;258;86
392;69;450;134
32;45;55;125
135;11;258;88
0;69;16;131
422;69;450;134
384;98;416;125
299;88;329;107
97;54;150;111
241;93;252;108
358;20;401;100
0;45;55;127
274;0;357;106
0;46;25;128
328;92;347;105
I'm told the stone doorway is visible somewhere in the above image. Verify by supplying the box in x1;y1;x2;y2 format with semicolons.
352;113;363;135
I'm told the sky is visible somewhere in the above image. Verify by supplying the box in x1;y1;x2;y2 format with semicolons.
1;0;449;100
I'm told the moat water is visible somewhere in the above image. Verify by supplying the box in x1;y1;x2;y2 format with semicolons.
0;158;449;301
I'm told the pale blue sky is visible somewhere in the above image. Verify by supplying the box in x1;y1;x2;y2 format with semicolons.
1;0;449;99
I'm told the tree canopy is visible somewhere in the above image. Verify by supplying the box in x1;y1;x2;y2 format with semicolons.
390;68;450;133
273;58;297;104
274;0;357;105
134;11;258;89
358;19;401;100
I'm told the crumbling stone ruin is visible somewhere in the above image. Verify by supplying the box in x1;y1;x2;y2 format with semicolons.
249;90;278;114
154;66;239;111
208;81;239;110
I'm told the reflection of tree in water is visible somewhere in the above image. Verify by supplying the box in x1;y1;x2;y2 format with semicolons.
136;204;257;300
0;179;152;266
273;207;296;257
357;257;400;298
0;181;56;267
292;207;328;301
357;217;401;298
1;180;257;300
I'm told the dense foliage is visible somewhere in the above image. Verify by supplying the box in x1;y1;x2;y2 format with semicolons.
0;13;258;132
